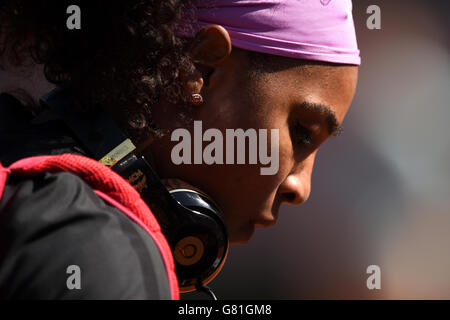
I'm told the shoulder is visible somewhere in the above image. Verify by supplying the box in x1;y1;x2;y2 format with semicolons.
0;92;87;167
0;170;172;299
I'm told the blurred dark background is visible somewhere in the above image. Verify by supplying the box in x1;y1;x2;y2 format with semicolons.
185;0;450;300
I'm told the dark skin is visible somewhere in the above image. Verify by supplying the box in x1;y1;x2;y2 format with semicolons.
142;25;359;244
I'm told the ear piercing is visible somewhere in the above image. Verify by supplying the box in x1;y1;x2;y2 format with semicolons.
128;112;147;129
191;93;203;105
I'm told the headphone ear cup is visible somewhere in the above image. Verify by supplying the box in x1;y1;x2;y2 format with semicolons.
169;189;229;293
109;154;229;293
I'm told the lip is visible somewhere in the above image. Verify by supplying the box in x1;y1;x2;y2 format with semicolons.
251;200;282;228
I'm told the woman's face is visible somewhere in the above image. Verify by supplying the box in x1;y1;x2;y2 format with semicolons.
149;48;358;244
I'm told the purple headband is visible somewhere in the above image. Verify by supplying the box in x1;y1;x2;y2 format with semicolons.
175;0;361;65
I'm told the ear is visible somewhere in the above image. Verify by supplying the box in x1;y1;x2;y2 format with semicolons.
189;25;232;67
180;25;232;97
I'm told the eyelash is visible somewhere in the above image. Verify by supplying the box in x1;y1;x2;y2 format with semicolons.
292;123;313;146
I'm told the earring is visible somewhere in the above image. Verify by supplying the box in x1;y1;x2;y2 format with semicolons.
191;93;203;105
128;112;147;129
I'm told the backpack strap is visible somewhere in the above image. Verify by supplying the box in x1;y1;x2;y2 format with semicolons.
0;153;179;300
0;162;9;202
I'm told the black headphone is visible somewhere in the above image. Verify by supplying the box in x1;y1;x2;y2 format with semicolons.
40;88;229;295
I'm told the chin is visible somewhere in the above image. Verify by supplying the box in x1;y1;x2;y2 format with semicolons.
228;223;255;245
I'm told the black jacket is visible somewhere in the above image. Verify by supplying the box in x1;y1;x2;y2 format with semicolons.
0;93;172;299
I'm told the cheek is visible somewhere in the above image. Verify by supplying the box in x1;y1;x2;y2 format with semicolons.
200;164;278;217
215;128;294;220
154;78;295;229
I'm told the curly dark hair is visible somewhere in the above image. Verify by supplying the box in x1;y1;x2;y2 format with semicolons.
0;0;197;143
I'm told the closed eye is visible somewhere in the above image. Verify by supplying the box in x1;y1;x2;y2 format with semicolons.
291;122;313;147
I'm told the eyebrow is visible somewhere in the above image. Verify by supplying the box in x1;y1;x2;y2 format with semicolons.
299;101;343;137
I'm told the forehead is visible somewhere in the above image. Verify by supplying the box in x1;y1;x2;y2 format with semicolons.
261;62;359;123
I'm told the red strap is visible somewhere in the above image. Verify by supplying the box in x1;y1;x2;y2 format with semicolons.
0;162;10;201
0;154;179;300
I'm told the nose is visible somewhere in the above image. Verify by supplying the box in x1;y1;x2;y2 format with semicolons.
278;153;316;205
278;173;311;205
